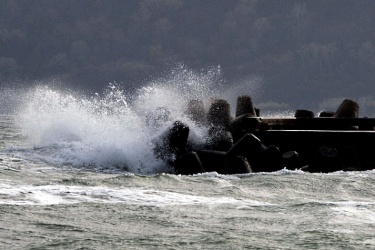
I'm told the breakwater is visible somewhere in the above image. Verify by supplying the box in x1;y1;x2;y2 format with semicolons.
152;97;375;174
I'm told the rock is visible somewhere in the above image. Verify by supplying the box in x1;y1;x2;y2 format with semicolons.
307;145;340;173
235;95;257;117
230;115;260;141
175;151;205;175
227;156;252;174
226;133;262;158
153;121;189;163
258;145;284;172
295;109;315;118
196;150;227;174
186;99;206;125
334;99;359;118
319;111;335;117
283;151;301;170
206;99;231;129
205;127;234;151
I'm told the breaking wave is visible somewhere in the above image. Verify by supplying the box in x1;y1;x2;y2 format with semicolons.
14;66;262;174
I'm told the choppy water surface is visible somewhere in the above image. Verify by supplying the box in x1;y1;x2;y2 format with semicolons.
0;70;375;249
1;117;375;250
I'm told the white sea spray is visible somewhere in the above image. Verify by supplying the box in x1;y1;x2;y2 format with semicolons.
15;66;262;174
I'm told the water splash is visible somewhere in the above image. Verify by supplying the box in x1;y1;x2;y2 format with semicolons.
17;83;161;173
133;64;222;119
15;65;252;174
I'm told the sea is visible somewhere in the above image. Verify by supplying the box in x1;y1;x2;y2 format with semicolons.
1;68;375;249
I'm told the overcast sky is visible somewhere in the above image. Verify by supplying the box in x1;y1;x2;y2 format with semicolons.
1;0;375;113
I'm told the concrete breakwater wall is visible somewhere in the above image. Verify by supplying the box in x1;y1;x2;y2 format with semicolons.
152;96;375;175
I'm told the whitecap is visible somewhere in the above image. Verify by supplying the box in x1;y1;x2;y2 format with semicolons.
0;184;273;207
